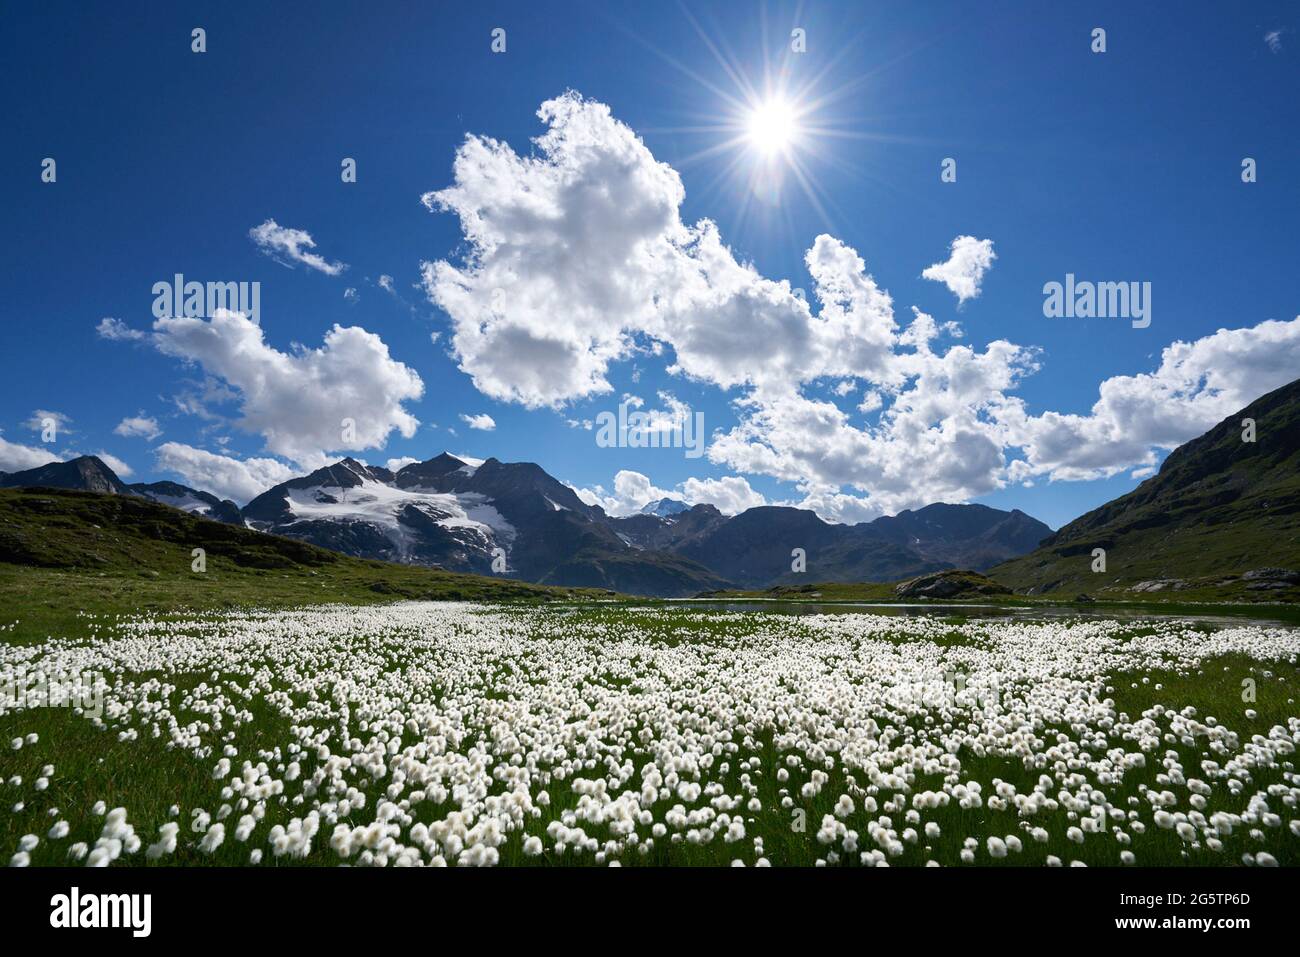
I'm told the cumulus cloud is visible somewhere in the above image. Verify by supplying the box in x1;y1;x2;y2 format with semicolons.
113;415;162;441
249;219;347;276
96;317;146;341
1265;29;1285;53
679;474;767;515
1005;317;1300;481
155;442;296;503
921;236;996;304
422;93;901;405
459;413;496;431
571;469;766;517
0;434;61;472
423;92;1300;519
571;470;671;515
150;308;423;469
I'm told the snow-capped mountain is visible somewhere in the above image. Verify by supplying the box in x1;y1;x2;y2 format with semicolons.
242;456;517;573
239;453;728;594
640;497;691;518
1;452;1052;596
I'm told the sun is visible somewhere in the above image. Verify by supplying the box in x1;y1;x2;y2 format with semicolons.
615;7;884;231
745;97;799;157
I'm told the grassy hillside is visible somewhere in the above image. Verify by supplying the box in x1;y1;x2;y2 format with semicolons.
991;378;1300;602
0;487;612;645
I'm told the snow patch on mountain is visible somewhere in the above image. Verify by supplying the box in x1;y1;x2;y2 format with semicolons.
140;489;214;514
282;478;515;559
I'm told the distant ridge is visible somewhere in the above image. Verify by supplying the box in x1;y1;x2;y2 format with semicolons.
1;448;1053;597
0;455;132;496
992;377;1300;599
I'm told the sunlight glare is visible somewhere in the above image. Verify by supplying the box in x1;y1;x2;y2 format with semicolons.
746;97;798;156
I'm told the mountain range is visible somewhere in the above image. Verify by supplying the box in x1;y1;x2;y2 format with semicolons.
0;450;1052;597
5;376;1297;600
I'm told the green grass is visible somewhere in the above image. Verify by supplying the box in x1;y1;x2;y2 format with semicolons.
4;604;1297;867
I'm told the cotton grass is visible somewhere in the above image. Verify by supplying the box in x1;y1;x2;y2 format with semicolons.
2;602;1298;867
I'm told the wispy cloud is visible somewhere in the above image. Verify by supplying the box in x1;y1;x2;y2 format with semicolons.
96;317;146;341
249;219;347;276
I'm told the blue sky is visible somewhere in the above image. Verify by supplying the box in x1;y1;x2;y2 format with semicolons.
2;1;1297;528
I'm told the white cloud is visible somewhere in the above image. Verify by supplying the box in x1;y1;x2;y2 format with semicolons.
1006;317;1300;481
90;451;133;478
570;469;766;517
344;287;359;303
680;474;766;515
96;317;146;341
422;93;902;409
921;236;996;304
0;434;61;473
612;392;697;436
150;308;423;469
857;390;883;414
1265;29;1284;53
113;415;162;441
385;456;420;473
249;219;347;276
423;92;1300;519
459;413;497;431
155;442;297;503
570;470;670;516
23;409;72;435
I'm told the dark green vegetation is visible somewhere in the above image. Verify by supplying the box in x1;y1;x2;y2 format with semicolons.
0;487;610;645
992;378;1300;602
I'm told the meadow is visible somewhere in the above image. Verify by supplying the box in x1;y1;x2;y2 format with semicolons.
2;602;1298;867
